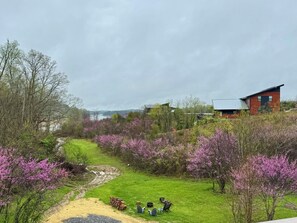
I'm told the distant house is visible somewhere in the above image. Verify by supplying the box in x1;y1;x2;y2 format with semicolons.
213;84;284;118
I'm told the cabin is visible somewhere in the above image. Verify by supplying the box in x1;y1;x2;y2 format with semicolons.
213;84;284;118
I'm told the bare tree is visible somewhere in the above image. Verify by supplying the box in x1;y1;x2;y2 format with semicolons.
21;50;69;130
0;40;72;149
0;40;21;80
0;40;23;146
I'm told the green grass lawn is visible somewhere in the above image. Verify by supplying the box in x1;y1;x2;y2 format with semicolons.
64;139;297;223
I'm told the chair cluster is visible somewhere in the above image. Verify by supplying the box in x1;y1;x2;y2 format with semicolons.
136;197;172;217
110;197;127;211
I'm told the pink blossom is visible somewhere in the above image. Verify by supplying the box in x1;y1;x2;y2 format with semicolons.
0;148;68;206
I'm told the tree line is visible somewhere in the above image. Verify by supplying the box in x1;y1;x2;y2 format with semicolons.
0;40;75;151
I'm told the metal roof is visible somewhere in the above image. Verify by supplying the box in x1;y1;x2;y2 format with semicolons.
212;99;249;110
241;84;284;100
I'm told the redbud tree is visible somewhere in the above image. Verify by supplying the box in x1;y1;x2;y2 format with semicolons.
187;129;240;193
232;155;297;221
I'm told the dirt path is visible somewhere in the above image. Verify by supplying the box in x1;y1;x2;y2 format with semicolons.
43;165;153;223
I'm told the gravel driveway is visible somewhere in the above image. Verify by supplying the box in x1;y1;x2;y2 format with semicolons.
63;214;121;223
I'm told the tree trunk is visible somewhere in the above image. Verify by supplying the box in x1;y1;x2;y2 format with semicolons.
267;196;277;221
217;178;226;193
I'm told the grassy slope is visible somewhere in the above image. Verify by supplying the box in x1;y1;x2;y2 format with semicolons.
65;139;297;223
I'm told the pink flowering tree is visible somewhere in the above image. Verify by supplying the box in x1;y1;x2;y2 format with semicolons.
187;129;239;193
253;155;297;220
231;158;261;223
0;148;67;223
232;155;297;221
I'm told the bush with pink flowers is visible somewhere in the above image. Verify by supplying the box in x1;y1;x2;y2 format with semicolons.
94;134;124;155
94;134;193;175
0;148;67;222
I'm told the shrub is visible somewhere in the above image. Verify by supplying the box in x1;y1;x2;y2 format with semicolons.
233;113;297;159
60;161;87;176
121;138;155;168
94;135;124;155
122;117;153;139
83;118;127;138
153;144;194;175
0;148;67;222
40;134;57;155
95;134;192;175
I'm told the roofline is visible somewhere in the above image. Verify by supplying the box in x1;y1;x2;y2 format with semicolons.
212;99;241;100
212;99;243;104
212;99;249;110
240;84;284;100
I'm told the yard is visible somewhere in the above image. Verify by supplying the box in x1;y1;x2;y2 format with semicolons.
53;139;297;223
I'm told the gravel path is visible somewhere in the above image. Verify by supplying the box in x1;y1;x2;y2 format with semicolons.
44;198;149;223
76;165;120;199
63;214;121;223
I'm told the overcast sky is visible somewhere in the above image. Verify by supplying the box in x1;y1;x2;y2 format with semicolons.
1;0;296;110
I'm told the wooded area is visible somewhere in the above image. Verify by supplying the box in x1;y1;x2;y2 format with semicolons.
0;40;75;149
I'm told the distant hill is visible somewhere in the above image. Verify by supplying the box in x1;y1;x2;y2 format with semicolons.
88;109;143;119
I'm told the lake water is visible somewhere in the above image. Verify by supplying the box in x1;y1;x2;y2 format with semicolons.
90;114;110;120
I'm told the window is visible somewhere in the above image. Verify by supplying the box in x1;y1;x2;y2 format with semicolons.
258;96;261;101
223;110;236;114
269;96;272;102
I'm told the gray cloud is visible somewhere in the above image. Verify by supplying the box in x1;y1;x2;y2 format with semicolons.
1;0;297;109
